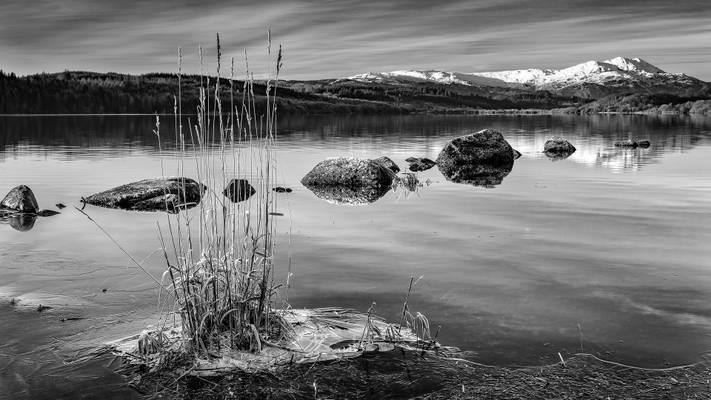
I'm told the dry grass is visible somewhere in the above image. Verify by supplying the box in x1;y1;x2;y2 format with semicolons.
154;32;286;355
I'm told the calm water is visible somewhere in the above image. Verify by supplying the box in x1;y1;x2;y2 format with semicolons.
1;114;711;399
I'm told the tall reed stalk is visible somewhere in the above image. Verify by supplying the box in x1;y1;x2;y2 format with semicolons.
158;33;285;355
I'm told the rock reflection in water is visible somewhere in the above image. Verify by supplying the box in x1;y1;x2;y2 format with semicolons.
0;213;38;232
544;150;576;161
438;161;514;188
303;184;391;205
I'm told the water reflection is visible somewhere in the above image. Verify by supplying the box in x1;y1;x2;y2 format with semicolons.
0;213;37;231
303;184;391;205
438;161;514;188
2;114;709;172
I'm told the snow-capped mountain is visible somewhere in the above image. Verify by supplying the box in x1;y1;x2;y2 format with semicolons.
343;57;706;98
346;70;509;87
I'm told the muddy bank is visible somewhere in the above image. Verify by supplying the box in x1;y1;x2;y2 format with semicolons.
121;350;710;399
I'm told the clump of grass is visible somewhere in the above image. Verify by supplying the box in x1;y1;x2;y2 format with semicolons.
156;32;286;356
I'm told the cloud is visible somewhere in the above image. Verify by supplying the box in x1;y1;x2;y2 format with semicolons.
0;0;709;79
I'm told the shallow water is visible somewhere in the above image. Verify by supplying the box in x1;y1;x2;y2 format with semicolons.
1;114;710;398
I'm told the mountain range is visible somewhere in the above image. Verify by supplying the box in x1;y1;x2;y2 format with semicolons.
343;57;707;99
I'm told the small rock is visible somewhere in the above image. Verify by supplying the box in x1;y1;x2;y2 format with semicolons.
637;140;651;148
372;156;400;173
513;149;522;160
272;187;293;193
406;157;437;172
544;137;576;153
614;139;638;148
1;185;39;213
37;210;60;217
55;203;66;209
223;179;256;202
37;304;52;312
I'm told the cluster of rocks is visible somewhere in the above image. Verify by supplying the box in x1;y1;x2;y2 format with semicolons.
300;128;530;202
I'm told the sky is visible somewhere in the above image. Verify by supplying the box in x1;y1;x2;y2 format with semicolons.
1;0;710;80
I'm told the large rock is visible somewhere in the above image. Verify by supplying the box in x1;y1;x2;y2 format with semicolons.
223;179;256;203
436;129;515;187
372;156;400;173
301;158;394;205
436;129;515;169
543;137;576;158
301;158;394;189
1;185;39;213
84;177;205;212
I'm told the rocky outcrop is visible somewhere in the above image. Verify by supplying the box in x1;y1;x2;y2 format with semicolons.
301;158;394;205
84;177;205;212
223;179;256;202
372;156;400;173
1;185;39;214
543;137;576;159
436;129;515;187
405;157;437;172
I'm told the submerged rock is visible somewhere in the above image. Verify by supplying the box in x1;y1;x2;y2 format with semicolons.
372;156;400;173
543;137;576;159
1;185;39;214
614;139;638;148
301;158;394;205
84;177;205;212
406;157;437;172
223;179;256;202
436;129;515;187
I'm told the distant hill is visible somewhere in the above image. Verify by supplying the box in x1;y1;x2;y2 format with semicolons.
1;57;709;115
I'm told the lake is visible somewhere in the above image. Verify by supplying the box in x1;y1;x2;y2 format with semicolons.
1;114;710;399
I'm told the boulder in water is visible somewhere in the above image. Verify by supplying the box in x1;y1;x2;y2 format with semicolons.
543;137;576;159
436;129;515;187
84;177;205;212
437;129;515;168
1;185;39;214
223;179;256;202
638;140;651;148
301;158;394;204
302;157;394;189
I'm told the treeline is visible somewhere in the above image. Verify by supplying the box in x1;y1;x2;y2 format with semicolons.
0;71;403;115
578;93;711;115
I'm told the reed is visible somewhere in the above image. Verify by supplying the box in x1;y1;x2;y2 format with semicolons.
156;32;286;355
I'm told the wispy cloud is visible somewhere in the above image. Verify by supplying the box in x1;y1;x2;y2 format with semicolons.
0;0;709;79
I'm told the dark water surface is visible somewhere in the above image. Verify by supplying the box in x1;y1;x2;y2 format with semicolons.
1;114;710;399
